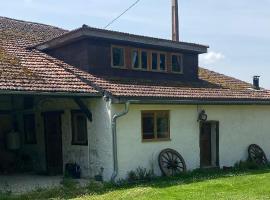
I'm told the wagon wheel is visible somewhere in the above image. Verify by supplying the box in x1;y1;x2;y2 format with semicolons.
248;144;268;165
158;148;186;176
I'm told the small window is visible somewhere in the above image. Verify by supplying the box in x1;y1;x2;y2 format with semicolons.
171;54;183;73
142;111;170;141
132;49;139;68
159;54;166;71
24;114;36;144
141;51;148;69
112;46;125;67
71;111;88;145
151;53;158;70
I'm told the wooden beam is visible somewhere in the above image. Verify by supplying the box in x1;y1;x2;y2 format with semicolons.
73;98;92;121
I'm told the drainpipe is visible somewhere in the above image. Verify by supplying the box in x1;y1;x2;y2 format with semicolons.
111;101;131;182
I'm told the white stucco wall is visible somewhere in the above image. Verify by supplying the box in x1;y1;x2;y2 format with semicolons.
112;104;270;180
88;98;113;181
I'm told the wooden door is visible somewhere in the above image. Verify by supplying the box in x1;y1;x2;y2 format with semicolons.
43;112;63;175
200;122;212;167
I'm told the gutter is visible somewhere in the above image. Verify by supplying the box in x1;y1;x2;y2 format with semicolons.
111;100;140;182
111;101;130;182
113;98;270;105
0;90;101;97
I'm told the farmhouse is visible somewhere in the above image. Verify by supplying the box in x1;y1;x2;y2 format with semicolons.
0;4;270;182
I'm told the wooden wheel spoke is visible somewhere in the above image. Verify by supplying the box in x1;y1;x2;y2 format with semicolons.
162;155;170;162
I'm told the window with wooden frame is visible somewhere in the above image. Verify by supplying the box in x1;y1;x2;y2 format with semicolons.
71;110;88;145
150;52;167;72
171;53;183;73
24;114;37;144
131;49;148;70
111;46;125;68
141;111;170;141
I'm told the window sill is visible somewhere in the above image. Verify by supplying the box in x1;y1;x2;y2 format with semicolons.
112;65;126;69
71;142;88;146
142;138;171;143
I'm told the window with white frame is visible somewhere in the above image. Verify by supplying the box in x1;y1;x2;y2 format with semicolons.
112;46;125;68
131;49;148;70
151;52;167;72
171;54;183;73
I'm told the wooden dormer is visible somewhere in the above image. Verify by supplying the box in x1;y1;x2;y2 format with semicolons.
35;26;208;81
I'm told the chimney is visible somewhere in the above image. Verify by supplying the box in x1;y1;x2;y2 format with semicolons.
172;0;179;41
253;76;260;90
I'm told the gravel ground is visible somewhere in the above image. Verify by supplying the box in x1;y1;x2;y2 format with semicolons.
0;174;89;194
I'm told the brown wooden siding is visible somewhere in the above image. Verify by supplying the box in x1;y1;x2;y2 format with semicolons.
46;38;199;81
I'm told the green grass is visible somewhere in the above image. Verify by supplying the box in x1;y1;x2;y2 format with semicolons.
1;169;270;200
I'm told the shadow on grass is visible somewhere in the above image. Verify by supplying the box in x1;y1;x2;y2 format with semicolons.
1;168;270;200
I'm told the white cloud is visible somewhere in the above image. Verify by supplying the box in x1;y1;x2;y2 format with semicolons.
200;51;225;65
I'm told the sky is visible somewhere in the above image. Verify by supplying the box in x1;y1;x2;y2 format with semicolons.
1;0;270;88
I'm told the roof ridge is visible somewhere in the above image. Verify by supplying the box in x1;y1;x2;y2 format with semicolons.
0;16;68;32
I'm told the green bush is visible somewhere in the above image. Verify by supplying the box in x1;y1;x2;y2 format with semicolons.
234;160;261;170
127;167;155;182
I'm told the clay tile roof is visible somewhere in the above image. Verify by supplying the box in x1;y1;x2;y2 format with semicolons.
0;16;99;95
0;16;269;102
82;71;270;101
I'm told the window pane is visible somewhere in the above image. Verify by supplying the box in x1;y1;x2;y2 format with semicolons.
172;55;182;72
141;51;148;69
151;53;158;70
142;113;155;139
72;112;88;145
76;115;87;142
160;54;166;71
132;50;139;68
112;47;124;67
157;112;169;139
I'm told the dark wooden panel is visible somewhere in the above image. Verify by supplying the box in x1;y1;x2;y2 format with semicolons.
47;39;90;72
43;112;63;175
200;122;212;167
46;38;199;81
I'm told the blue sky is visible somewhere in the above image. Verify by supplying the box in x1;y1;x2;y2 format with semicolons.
2;0;270;88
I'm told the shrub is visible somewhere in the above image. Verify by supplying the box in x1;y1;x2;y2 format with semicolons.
234;160;260;170
127;167;155;182
60;178;78;189
127;170;138;182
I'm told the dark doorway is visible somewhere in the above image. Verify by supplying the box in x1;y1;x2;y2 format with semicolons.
43;112;63;175
200;121;219;168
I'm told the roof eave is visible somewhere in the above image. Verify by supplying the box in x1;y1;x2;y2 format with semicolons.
112;97;270;105
0;90;102;98
35;27;209;54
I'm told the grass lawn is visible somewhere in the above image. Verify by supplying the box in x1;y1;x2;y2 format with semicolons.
1;169;270;200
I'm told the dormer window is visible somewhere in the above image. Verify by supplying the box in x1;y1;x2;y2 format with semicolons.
132;49;139;68
131;49;148;70
159;53;166;71
151;52;167;72
111;45;184;75
141;51;148;69
171;53;183;73
151;53;158;70
112;46;125;68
